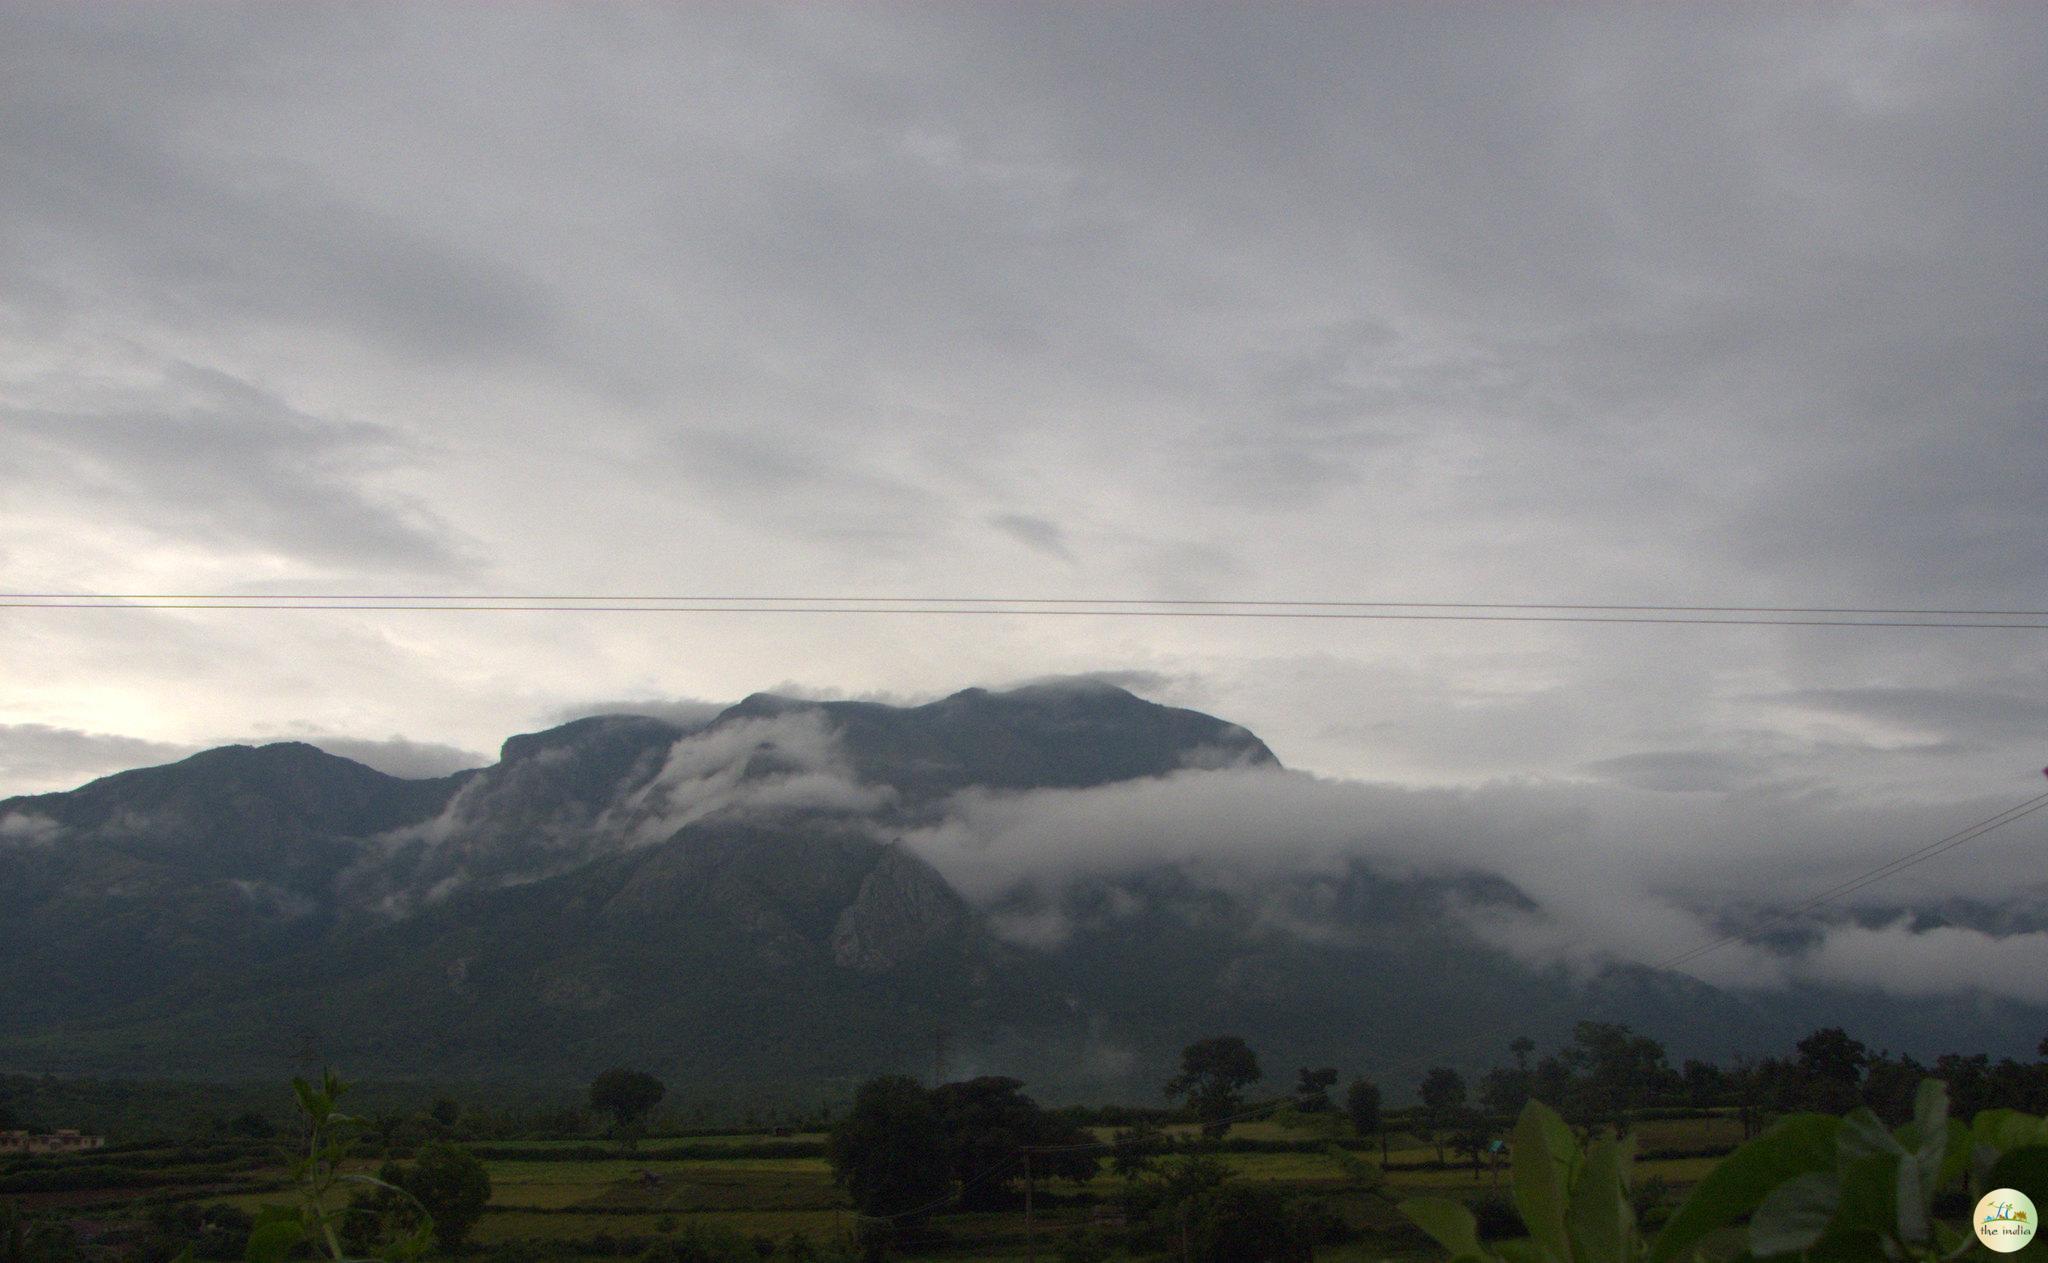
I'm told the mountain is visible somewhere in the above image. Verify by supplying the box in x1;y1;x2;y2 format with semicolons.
0;682;2038;1096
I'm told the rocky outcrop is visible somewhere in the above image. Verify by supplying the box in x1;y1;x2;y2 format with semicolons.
831;846;966;971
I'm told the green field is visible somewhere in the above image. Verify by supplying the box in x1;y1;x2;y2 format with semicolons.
0;1109;1756;1261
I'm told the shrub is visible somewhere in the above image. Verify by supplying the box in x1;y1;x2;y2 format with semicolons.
1400;1080;2048;1262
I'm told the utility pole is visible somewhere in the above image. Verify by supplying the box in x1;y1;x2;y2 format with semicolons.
933;1026;951;1087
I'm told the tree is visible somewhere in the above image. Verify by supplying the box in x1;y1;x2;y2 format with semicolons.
1794;1027;1869;1085
1568;1020;1673;1122
1509;1036;1535;1074
1344;1077;1383;1159
1110;1120;1162;1184
1530;1054;1572;1106
930;1076;1097;1209
1141;1156;1334;1263
1166;1036;1263;1138
1680;1058;1728;1108
1150;1154;1233;1262
1446;1107;1495;1182
826;1076;953;1223
1417;1067;1466;1165
589;1068;666;1144
429;1096;461;1129
1861;1051;1930;1125
389;1143;492;1253
1478;1066;1529;1118
1293;1067;1338;1112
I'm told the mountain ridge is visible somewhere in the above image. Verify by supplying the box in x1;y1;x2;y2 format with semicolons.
1;682;2039;1095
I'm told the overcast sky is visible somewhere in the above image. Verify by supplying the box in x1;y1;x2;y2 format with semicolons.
4;0;2046;914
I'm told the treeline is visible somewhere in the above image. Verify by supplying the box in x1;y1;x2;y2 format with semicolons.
824;1071;1352;1262
820;1020;2048;1257
0;1074;587;1147
1401;1021;2048;1145
0;1074;838;1147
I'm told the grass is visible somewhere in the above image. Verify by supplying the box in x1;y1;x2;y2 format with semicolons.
477;1133;825;1151
13;1111;1750;1260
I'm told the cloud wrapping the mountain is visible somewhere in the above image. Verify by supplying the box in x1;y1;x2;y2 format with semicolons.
545;699;730;731
300;735;487;780
357;709;898;912
606;711;897;846
1797;920;2048;1006
899;762;2048;1004
900;765;1551;901
0;811;61;848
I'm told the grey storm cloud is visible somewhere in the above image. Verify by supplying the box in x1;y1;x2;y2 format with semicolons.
1013;670;1181;695
898;760;2048;1003
4;1;2043;602
545;699;731;732
2;363;476;573
0;724;196;797
0;5;555;363
1581;750;1771;796
1772;686;2048;747
988;513;1071;560
0;723;486;797
299;736;488;781
3;3;2047;1004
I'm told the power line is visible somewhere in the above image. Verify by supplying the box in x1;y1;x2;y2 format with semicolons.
12;600;2044;1180
1352;782;2048;1095
4;600;2047;629
6;592;2048;617
1652;788;2048;974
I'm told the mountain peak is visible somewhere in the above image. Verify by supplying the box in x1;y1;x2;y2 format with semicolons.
497;714;686;765
723;692;817;720
45;739;397;807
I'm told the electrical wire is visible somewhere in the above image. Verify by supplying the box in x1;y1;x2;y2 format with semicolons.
4;599;2047;629
1316;782;2048;1099
5;593;2047;617
1652;788;2048;974
12;590;2044;1215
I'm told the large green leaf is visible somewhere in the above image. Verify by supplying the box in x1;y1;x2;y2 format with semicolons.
1972;1110;2048;1156
1566;1135;1634;1263
1935;1119;1973;1192
1511;1102;1579;1262
1801;1226;1888;1261
1647;1114;1839;1263
1836;1108;1903;1166
243;1220;303;1263
1829;1153;1898;1240
1894;1080;1953;1198
1985;1145;2048;1209
1748;1171;1840;1257
1400;1196;1487;1259
1911;1080;1949;1145
1894;1148;1928;1245
291;1075;326;1126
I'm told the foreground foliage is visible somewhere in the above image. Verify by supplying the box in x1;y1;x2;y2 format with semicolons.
1400;1080;2048;1262
243;1071;432;1263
